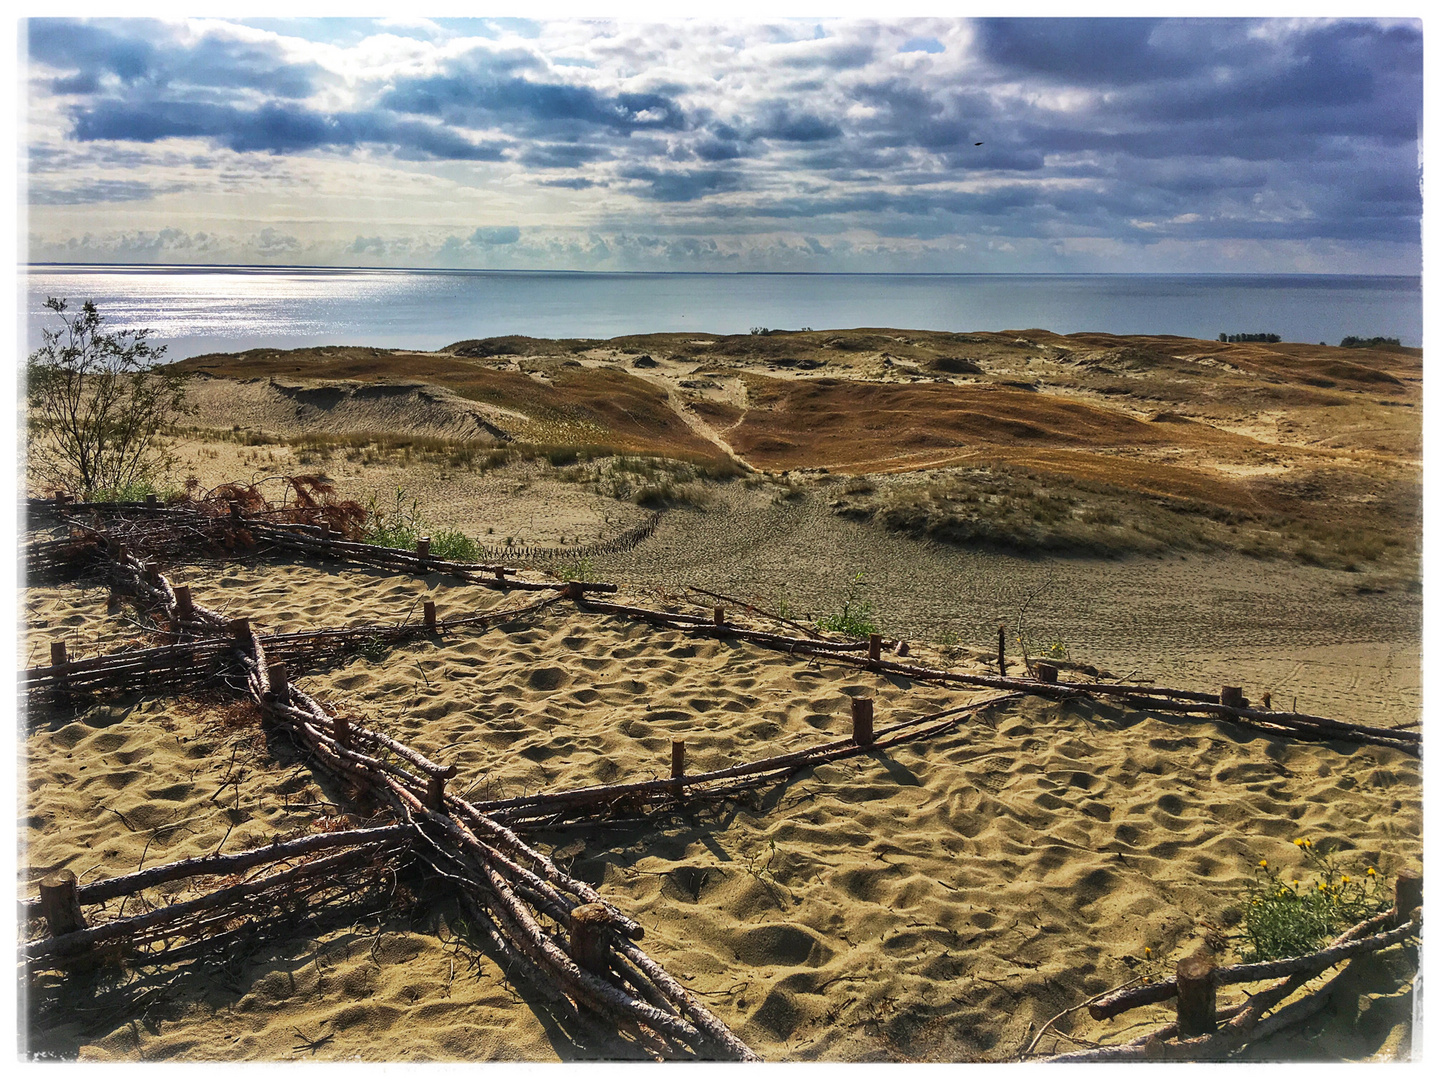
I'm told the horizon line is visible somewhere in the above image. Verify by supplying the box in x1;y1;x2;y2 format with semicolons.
22;262;1421;280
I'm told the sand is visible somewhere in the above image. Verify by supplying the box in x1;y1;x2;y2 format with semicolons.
21;545;1422;1061
20;332;1422;1061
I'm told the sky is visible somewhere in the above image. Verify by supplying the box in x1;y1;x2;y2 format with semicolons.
19;13;1425;274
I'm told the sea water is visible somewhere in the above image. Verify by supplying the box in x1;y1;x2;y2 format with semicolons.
22;265;1422;361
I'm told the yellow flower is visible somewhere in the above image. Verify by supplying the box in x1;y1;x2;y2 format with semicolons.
1259;860;1268;869
1342;876;1350;885
1368;867;1377;877
1294;839;1305;848
1144;947;1152;957
1318;882;1327;891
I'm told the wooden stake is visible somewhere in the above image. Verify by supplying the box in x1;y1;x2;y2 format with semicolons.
496;567;507;584
230;618;251;644
671;740;686;795
228;501;242;520
333;713;351;749
567;581;586;600
897;641;910;657
1035;662;1059;684
425;766;456;812
569;903;612;976
997;625;1006;676
1174;949;1218;1037
1220;686;1246;709
417;536;431;559
145;493;157;507
143;562;161;585
713;607;725;626
1393;869;1422;925
851;696;875;746
174;585;194;619
868;634;882;662
50;641;71;706
39;870;87;937
423;600;437;628
267;663;289;703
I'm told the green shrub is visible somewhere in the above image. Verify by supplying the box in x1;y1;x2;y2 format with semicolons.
1238;839;1390;962
815;573;880;638
363;488;482;561
431;528;482;562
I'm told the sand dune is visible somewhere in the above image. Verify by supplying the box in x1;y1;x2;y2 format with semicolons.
22;555;1421;1061
22;329;1421;1061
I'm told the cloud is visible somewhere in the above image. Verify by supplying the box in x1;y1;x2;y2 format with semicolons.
22;17;1423;273
619;166;744;202
31;18;319;98
29;178;189;204
470;226;520;245
68;99;508;160
380;55;687;134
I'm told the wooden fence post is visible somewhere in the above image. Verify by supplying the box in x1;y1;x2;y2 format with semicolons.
570;903;613;976
671;740;686;796
997;625;1006;676
174;585;194;620
417;536;431;560
1393;869;1423;925
145;493;157;507
39;870;87;937
50;641;71;706
1035;662;1059;684
423;600;437;629
333;713;351;749
1174;949;1218;1037
1221;686;1247;709
267;663;290;704
868;634;882;663
230;618;251;644
851;696;875;746
425;765;457;812
713;607;725;626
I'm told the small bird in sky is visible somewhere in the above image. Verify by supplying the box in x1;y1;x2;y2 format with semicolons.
974;141;983;146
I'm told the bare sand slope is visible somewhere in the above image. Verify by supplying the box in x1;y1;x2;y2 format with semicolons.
23;561;1421;1062
182;374;512;442
586;483;1421;730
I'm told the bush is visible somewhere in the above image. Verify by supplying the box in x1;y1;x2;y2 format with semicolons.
1238;839;1390;962
815;573;880;638
1340;336;1402;350
363;488;482;561
26;297;188;497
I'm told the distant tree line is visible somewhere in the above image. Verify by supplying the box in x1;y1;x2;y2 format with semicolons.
1217;332;1281;343
1339;336;1402;349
